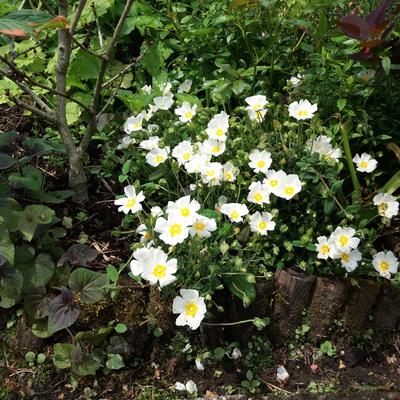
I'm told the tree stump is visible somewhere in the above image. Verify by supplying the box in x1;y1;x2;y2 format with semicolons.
269;268;315;343
372;281;400;332
343;279;381;334
308;276;348;340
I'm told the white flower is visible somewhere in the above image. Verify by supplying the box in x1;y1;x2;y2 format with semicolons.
117;135;135;150
178;79;192;93
161;82;172;95
130;247;152;276
372;251;399;279
338;249;362;273
248;149;272;173
373;193;399;219
245;95;268;112
330;227;360;252
200;162;223;186
308;135;341;163
172;140;194;165
146;147;169;167
141;84;152;94
185;380;198;394
167;195;200;223
173;289;206;330
154;216;189;245
289;73;304;87
288;99;318;120
223;162;239;182
136;224;153;243
175;101;197;123
124;113;144;133
114;185;145;214
153;94;174;110
143;105;158;121
151;206;163;217
315;236;337;260
276;174;302;200
220;203;249;222
185;153;212;174
139;136;160;150
205;111;229;141
140;248;177;287
246;107;267;123
146;124;159;134
263;170;287;196
247;181;270;205
190;215;217;238
249;211;276;235
231;348;242;359
353;153;377;173
174;382;186;391
202;139;226;157
195;358;205;371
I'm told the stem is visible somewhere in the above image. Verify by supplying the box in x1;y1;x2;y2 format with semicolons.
341;120;361;202
202;319;256;327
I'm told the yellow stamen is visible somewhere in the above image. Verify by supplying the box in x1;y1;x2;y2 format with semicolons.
184;111;193;119
153;264;167;278
339;236;349;247
230;211;239;220
253;193;263;202
169;223;182;237
321;245;330;254
379;261;389;271
297;110;308;117
360;161;368;169
126;198;137;208
257;160;266;169
180;207;190;217
284;186;294;196
216;128;224;137
194;221;206;232
270;179;278;187
185;302;199;317
258;221;267;230
183;152;191;161
212;146;220;153
340;253;350;262
155;155;164;164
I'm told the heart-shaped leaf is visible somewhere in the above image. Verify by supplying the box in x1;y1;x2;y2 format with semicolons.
17;205;55;241
24;286;55;319
58;244;99;267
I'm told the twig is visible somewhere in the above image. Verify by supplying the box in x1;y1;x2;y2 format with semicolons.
258;377;293;395
92;2;104;50
8;94;57;124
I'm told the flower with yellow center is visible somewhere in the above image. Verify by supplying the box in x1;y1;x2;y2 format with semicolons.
373;193;399;219
205;111;229;142
263;170;286;196
223;162;239;182
372;250;398;279
175;101;197;123
221;203;249;222
248;149;272;173
277;174;302;200
172;140;194;165
352;153;377;173
124;113;144;133
247;181;270;205
202;139;226;157
338;249;361;272
288;99;317;120
167;195;200;224
330;227;360;252
315;236;337;260
114;185;145;214
189;215;217;238
249;211;276;235
155;215;190;245
173;289;207;330
200;162;223;186
146;146;169;167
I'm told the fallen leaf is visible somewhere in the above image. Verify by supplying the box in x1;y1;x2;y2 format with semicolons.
339;359;346;369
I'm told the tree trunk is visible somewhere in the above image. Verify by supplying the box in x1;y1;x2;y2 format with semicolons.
68;152;89;203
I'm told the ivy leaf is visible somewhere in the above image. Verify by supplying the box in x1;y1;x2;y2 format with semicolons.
53;343;74;369
17;205;55;241
57;244;99;267
48;287;80;335
71;344;101;376
21;253;55;290
106;354;125;370
68;268;109;304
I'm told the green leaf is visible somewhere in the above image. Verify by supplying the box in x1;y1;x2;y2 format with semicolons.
382;56;391;76
106;354;125;370
66;102;81;125
21;254;55;289
0;153;16;169
116;90;153;114
323;198;335;215
223;274;256;307
337;98;346;111
106;265;119;283
71;344;101;376
69;49;101;80
53;343;74;369
115;323;127;334
24;286;54;319
28;190;74;204
8;166;43;191
17;205;55;242
75;327;112;346
381;170;400;195
0;224;14;265
68;268;109;304
0;264;23;303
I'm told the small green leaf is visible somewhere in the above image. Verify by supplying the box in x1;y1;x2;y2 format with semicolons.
115;323;127;334
382;56;391;75
106;353;125;370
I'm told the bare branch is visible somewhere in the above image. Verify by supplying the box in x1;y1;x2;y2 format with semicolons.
92;3;104;51
70;0;88;36
8;95;57;125
79;0;135;153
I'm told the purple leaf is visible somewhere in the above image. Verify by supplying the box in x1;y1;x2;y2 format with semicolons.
338;15;370;40
366;0;392;27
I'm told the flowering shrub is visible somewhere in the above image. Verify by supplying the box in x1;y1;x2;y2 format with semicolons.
114;78;399;331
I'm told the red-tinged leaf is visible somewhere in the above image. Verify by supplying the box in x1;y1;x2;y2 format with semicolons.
359;39;384;49
36;16;70;32
338;15;370;40
350;48;373;61
365;0;392;28
0;28;27;37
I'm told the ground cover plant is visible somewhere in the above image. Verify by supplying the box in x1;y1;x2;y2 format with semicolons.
1;0;400;398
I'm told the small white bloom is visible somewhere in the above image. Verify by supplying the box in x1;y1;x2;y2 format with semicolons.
167;195;200;223
223;161;239;182
246;107;267;123
202;139;226;157
185;153;212;174
136;224;153;243
151;206;163;217
174;382;186;391
220;203;249;222
153;94;174;110
315;236;337;260
249;211;276;235
140;248;177;287
190;215;217;238
353;153;377;173
146;146;169;167
178;79;193;93
117;135;135;150
143;105;158;121
172;140;194;165
114;185;145;214
139;136;160;150
185;380;198;394
173;289;206;330
288;99;318;120
308;135;341;163
205;111;229;141
330;227;360;252
247;181;270;205
372;251;399;279
338;249;362;273
146;124;159;134
195;358;205;371
245;94;268;112
248;149;272;173
154;215;190;245
200;161;223;186
276;174;302;200
231;348;242;359
124;113;144;133
289;73;304;87
175;101;197;123
130;247;152;276
263;170;287;196
373;193;399;219
141;84;152;94
277;366;289;384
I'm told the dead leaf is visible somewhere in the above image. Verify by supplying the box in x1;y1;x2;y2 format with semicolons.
339;359;346;369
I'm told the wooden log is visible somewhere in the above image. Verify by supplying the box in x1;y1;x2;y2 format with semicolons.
372;281;400;332
308;276;348;340
343;279;381;334
269;268;315;343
